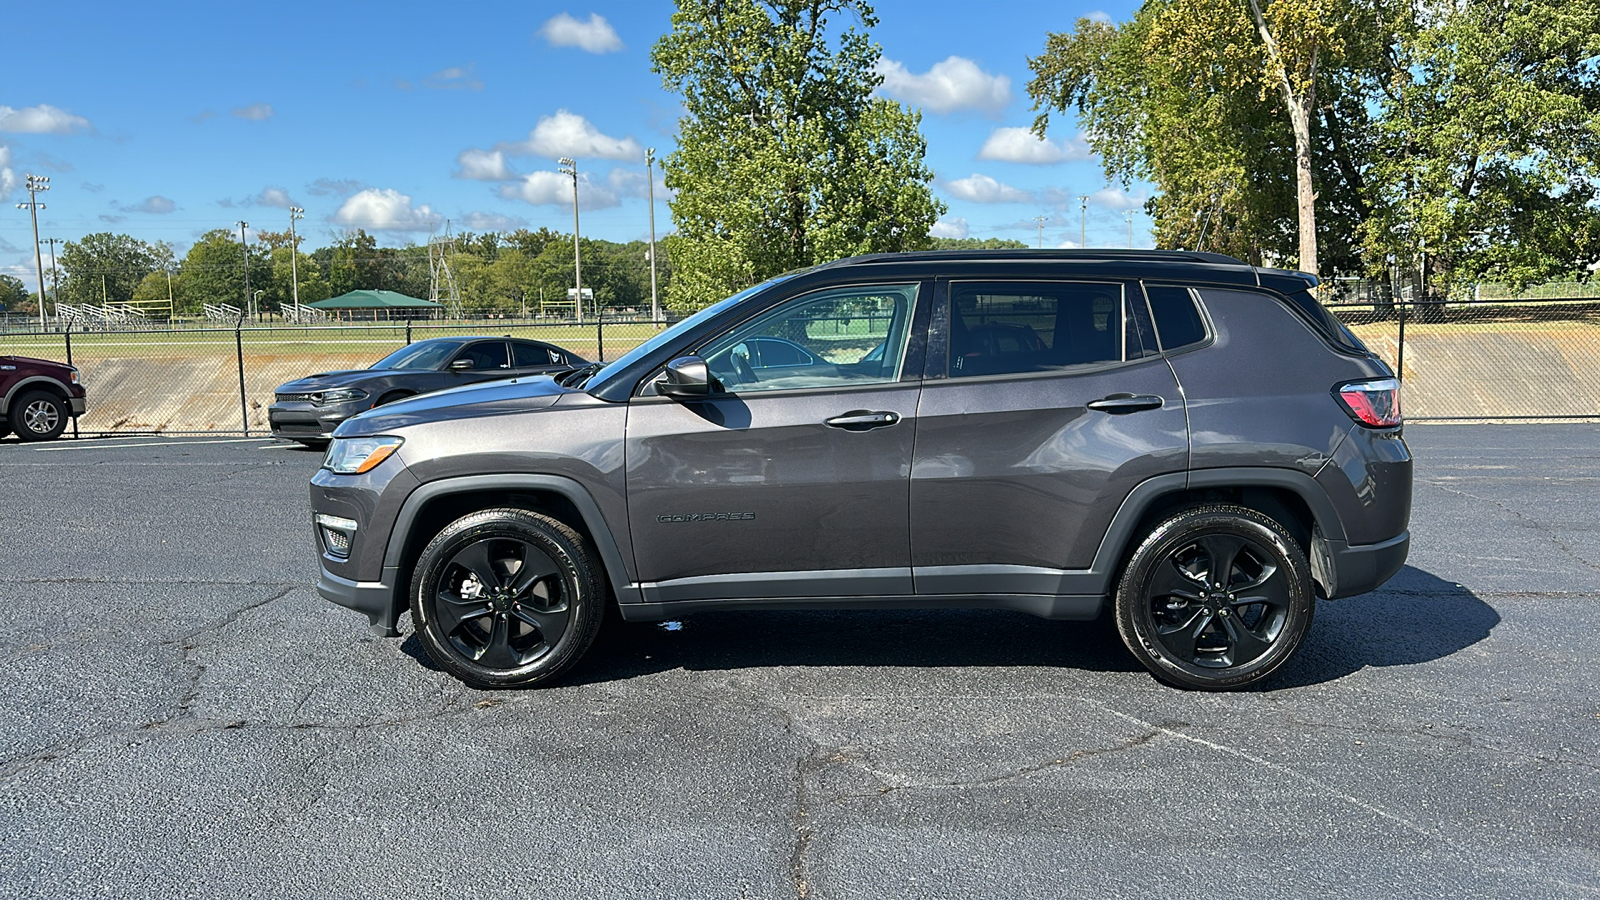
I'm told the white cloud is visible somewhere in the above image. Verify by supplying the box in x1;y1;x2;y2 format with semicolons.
1086;11;1114;24
977;127;1093;164
333;188;443;231
930;216;969;240
233;103;274;121
497;171;620;211
459;211;528;233
945;173;1032;204
456;148;517;181
1090;187;1144;211
1055;238;1084;249
0;146;14;200
875;57;1011;115
0;104;91;134
255;187;294;208
306;178;364;197
424;66;484;91
503;110;643;161
118;196;177;214
538;13;623;53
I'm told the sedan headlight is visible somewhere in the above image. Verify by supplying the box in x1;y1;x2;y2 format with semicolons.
316;388;369;405
322;436;404;474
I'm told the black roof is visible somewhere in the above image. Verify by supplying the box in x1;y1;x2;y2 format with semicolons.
811;249;1318;292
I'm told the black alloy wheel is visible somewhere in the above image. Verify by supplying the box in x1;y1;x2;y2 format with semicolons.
1115;505;1314;690
12;390;68;442
411;508;604;689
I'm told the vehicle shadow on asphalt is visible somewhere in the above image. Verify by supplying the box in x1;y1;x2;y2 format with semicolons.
397;565;1497;690
1273;564;1499;689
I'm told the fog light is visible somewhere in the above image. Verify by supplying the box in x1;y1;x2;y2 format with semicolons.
316;513;357;559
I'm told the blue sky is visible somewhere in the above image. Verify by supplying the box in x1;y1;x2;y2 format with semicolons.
1;0;1148;292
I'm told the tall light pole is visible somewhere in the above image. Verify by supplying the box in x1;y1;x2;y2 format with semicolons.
1079;195;1089;248
1124;210;1134;249
1032;215;1048;249
16;174;49;330
40;237;64;313
236;221;251;319
645;148;659;323
558;157;582;323
288;206;304;309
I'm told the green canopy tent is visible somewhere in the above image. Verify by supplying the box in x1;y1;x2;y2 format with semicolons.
306;290;443;322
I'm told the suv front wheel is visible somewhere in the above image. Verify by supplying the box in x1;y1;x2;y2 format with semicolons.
1115;505;1314;690
410;508;606;689
11;390;69;442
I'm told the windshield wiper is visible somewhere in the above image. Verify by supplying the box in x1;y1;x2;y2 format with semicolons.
559;362;603;388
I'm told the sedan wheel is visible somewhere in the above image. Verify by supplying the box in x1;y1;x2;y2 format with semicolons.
1115;505;1313;690
411;508;605;688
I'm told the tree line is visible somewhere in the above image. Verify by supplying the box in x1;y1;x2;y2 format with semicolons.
4;227;671;319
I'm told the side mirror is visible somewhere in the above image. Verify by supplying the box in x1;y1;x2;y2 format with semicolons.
658;355;712;398
449;359;475;371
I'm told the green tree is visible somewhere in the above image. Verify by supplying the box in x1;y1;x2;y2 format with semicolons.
174;229;267;314
0;274;29;313
652;0;945;311
930;237;1029;250
57;232;166;307
1362;0;1600;291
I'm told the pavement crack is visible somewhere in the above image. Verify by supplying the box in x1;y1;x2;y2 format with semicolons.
1422;478;1600;576
867;730;1163;796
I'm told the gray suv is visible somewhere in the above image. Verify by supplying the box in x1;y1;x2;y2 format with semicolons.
309;250;1411;691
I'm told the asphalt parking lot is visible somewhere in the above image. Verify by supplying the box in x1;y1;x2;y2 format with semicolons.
1;425;1596;899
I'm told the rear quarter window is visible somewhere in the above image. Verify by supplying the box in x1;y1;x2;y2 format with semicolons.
1282;289;1370;354
1141;284;1209;352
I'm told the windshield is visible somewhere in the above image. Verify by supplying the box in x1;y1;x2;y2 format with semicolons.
580;273;799;393
370;340;467;371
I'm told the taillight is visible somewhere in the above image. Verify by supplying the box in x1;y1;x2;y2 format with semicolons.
1334;377;1401;428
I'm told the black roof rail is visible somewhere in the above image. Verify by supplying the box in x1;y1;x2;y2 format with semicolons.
815;249;1250;269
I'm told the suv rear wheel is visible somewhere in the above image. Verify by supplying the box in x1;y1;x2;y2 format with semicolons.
410;508;605;689
1115;504;1314;690
12;390;68;442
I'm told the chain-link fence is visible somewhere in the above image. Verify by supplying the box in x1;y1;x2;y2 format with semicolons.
3;318;667;436
6;289;1598;436
1330;294;1600;419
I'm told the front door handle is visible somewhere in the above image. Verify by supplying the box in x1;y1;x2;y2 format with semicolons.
1086;393;1164;414
824;410;901;431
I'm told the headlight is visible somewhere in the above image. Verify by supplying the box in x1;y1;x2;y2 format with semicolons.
322;436;404;474
316;388;368;405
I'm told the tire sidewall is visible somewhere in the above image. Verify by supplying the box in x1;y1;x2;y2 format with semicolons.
410;509;601;689
1116;507;1314;690
12;391;67;442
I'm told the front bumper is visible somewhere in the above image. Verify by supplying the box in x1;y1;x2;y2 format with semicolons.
269;400;359;441
317;565;403;637
69;397;86;416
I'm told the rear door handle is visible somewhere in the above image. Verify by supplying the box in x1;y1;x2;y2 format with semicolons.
1086;393;1164;414
824;410;901;430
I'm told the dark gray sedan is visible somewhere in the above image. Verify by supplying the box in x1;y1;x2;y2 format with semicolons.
269;336;584;446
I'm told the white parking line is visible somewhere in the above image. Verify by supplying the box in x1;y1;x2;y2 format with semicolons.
28;437;272;452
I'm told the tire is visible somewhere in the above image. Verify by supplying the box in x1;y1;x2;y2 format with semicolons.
1115;504;1314;691
11;390;69;442
410;508;606;689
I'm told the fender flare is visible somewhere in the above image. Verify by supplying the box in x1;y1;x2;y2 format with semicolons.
381;473;640;606
2;375;71;416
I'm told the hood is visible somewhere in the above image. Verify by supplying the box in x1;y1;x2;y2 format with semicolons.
332;374;574;437
274;370;377;392
1;355;73;373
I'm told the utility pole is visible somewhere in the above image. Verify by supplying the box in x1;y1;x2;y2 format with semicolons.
236;221;250;319
558;157;583;324
40;237;64;312
1079;195;1089;248
1124;211;1134;249
1032;215;1048;249
646;148;659;322
16;174;49;330
288;207;304;309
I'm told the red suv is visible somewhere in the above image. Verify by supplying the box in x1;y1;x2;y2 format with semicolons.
1;356;86;442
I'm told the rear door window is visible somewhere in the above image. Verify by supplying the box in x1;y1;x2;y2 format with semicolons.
456;341;511;370
946;281;1132;377
513;342;561;367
